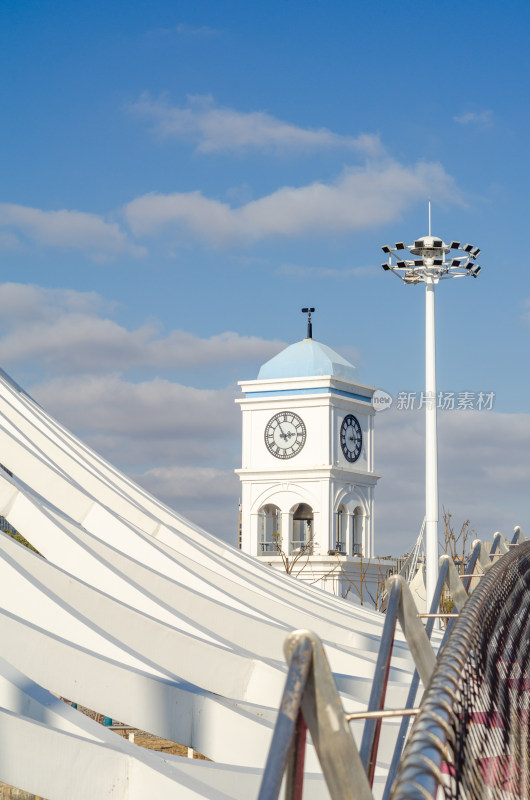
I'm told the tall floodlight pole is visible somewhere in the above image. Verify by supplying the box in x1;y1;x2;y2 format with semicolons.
380;213;482;609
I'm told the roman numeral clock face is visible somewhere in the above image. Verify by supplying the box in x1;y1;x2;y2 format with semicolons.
265;412;306;459
340;414;362;463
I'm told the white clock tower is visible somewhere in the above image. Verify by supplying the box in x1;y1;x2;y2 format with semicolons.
235;323;381;595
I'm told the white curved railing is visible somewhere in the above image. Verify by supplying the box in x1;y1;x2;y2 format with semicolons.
0;365;520;798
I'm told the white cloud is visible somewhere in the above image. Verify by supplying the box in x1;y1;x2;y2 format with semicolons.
31;373;239;441
134;465;240;545
30;377;530;550
375;407;530;554
453;110;493;127
0;282;285;543
174;23;220;37
30;372;242;543
0;284;271;544
0;231;20;249
125;160;462;246
136;464;238;500
0;281;282;545
0;283;284;373
148;23;220;38
0;283;110;322
2;282;525;549
0;203;144;259
130;94;383;156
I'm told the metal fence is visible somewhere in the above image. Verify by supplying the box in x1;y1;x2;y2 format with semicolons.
258;528;529;800
258;573;439;800
391;537;530;799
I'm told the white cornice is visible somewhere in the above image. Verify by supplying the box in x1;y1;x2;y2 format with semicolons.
238;374;377;395
235;467;381;484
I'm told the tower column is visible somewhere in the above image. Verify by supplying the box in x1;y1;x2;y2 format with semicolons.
345;511;354;556
281;511;292;554
250;512;259;556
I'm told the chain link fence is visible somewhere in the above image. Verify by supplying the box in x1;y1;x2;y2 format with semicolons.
391;540;530;799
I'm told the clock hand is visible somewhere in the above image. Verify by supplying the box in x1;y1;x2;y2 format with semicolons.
277;422;289;440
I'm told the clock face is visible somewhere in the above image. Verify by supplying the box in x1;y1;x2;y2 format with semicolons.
340;414;362;463
265;412;306;459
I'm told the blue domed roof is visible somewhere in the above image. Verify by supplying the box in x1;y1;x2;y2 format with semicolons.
258;339;359;383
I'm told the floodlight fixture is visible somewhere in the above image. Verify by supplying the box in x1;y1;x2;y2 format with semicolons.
381;245;392;254
378;201;482;613
382;233;482;284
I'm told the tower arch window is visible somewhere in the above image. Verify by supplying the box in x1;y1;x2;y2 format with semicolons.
353;506;363;555
258;504;281;554
291;503;314;555
336;505;347;553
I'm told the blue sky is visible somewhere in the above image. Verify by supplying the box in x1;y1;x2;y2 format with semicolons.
1;0;530;552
